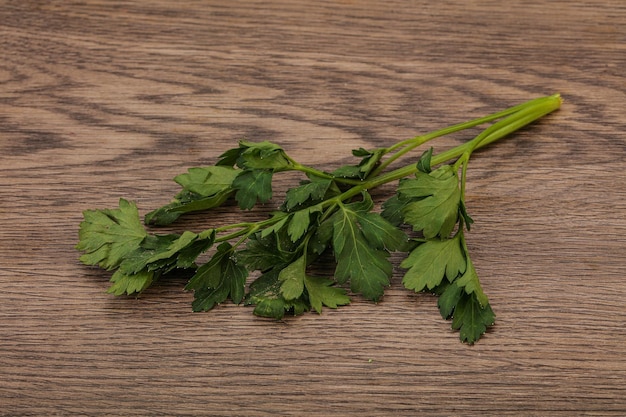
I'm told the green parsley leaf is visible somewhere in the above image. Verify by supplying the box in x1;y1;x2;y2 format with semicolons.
432;280;495;344
330;193;399;301
331;164;363;179
255;204;322;246
236;141;292;170
283;176;336;211
287;205;322;243
304;275;350;313
417;147;434;173
400;234;466;291
398;165;461;239
186;243;248;311
144;190;232;226
352;147;385;177
175;232;216;269
287;210;310;242
216;141;292;170
246;269;309;319
119;231;198;274
175;166;239;196
237;232;291;272
451;293;495;344
434;281;464;319
77;198;147;270
310;211;335;254
332;147;386;179
185;245;228;291
380;194;409;227
454;255;489;307
233;169;273;210
278;255;306;300
106;269;154;296
259;212;290;239
334;239;391;301
77;199;215;296
145;166;239;225
216;146;243;167
116;230;214;279
356;210;407;252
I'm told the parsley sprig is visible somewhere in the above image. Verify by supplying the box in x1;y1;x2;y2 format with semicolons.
77;94;561;343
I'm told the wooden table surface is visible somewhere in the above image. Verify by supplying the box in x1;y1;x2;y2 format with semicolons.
1;1;625;415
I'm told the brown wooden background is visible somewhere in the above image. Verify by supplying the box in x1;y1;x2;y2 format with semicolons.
1;1;625;415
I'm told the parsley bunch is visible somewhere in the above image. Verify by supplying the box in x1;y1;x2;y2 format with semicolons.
77;94;561;343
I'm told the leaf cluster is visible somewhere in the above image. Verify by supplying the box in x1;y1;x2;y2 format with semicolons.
381;154;494;343
76;142;491;343
76;94;562;344
77;198;214;295
145;141;292;225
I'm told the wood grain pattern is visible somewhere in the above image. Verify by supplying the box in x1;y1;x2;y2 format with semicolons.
1;1;625;415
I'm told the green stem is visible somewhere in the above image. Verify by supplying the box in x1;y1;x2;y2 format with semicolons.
334;93;561;203
372;94;561;176
212;216;283;243
469;95;561;155
202;94;561;242
285;159;363;185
